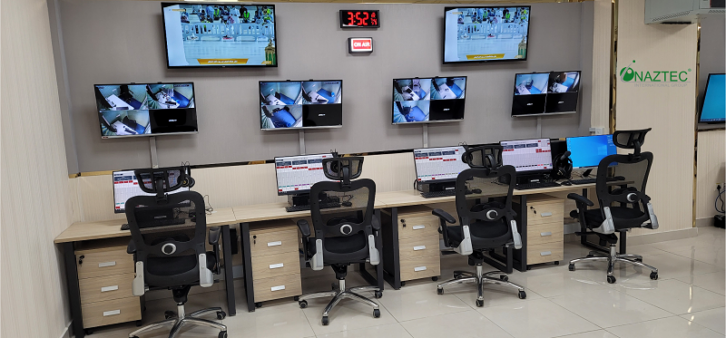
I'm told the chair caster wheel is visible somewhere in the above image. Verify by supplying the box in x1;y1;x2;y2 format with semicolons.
218;331;228;338
373;309;380;318
568;264;575;272
294;296;299;301
375;291;383;299
476;299;484;307
586;254;594;258
607;275;616;284
431;276;438;281
554;261;560;265
84;329;93;335
453;274;462;280
135;320;142;327
164;310;175;319
500;275;508;281
437;288;444;295
217;311;226;320
322;316;329;326
255;302;262;308
518;291;526;299
299;300;308;308
650;272;658;280
400;281;406;287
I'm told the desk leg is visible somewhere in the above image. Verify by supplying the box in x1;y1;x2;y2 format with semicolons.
518;195;528;272
381;207;402;290
221;225;237;316
240;223;256;312
63;242;84;338
359;209;385;291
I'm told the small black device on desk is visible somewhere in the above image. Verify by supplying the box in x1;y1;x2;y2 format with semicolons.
420;189;480;198
515;181;561;190
286;202;341;212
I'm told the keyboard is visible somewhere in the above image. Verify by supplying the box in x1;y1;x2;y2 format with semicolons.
570;177;625;185
286;202;341;212
515;182;561;190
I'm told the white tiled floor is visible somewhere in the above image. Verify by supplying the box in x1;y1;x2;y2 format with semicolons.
90;227;725;338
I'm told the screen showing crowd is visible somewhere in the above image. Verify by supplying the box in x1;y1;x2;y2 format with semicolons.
444;7;530;63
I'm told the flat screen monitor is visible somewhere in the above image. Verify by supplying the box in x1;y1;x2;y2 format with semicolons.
413;146;470;183
112;168;190;213
275;153;334;195
500;138;553;172
512;71;581;117
392;77;467;124
566;135;617;169
545;71;581;114
162;3;277;68
95;83;198;139
260;80;343;130
443;6;530;64
700;73;725;123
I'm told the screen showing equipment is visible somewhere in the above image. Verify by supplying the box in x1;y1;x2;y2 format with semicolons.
512;71;581;117
95;83;198;138
566;135;617;169
112;169;190;213
260;80;343;130
161;3;277;68
393;77;467;124
443;6;530;64
500;138;553;172
275;153;334;195
700;74;725;123
413;146;470;183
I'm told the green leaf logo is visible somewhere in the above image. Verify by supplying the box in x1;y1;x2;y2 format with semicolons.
620;60;636;82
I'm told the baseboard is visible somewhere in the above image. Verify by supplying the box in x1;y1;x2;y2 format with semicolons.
696;217;714;227
626;227;699;246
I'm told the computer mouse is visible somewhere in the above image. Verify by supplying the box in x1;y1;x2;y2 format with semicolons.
562;181;572;186
471;188;482;194
342;201;353;207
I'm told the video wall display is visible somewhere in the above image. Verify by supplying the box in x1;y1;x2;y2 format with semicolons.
162;3;277;68
443;6;530;63
260;80;343;130
512;71;580;117
392;77;467;124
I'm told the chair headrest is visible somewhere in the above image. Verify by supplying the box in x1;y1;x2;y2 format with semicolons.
613;128;651;156
134;166;193;202
322;157;364;185
462;145;503;170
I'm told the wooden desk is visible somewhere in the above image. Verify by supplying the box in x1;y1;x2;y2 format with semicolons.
54;208;238;338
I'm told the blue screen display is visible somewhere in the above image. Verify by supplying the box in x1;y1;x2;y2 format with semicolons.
700;74;725;123
566;135;617;169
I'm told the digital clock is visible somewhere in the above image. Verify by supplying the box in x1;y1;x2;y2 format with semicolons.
340;10;380;28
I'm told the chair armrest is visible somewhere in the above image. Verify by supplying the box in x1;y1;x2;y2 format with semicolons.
567;193;594;207
207;228;221;275
297;219;311;238
208;227;221;245
127;240;136;255
432;209;456;224
371;214;381;231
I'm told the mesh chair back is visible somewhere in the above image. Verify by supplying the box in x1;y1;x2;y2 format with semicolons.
455;165;516;244
595;152;654;228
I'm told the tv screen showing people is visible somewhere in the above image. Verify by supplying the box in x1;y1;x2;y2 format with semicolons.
393;77;467;124
260;80;343;130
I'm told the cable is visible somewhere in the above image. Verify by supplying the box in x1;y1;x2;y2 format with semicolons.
715;185;725;214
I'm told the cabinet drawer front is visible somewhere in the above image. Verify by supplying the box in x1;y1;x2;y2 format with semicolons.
398;215;439;239
527;243;564;265
77;249;134;279
400;255;440;281
80;274;135;303
526;223;564;246
527;202;564;226
81;297;141;329
399;235;440;260
251;251;301;280
253;274;302;303
250;229;298;257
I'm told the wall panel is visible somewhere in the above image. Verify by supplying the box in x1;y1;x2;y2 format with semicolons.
696;129;725;223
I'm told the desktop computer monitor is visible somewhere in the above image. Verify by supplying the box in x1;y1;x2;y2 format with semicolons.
413;146;470;183
275;153;334;195
566;134;617;169
500;138;553;172
112;168;190;213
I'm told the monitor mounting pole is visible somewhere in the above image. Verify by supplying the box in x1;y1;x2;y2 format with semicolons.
536;117;543;138
422;124;429;148
299;130;306;155
149;136;159;169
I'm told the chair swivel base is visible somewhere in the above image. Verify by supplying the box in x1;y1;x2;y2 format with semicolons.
568;244;658;284
436;264;526;307
129;305;228;338
298;279;382;326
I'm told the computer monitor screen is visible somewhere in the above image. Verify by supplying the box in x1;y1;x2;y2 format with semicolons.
443;6;530;63
112;169;190;213
546;71;580;114
392;77;467;124
566;135;617;169
161;3;277;68
95;83;197;138
260;80;343;130
413;146;470;183
275;153;334;195
512;73;547;116
700;74;725;123
500;138;553;172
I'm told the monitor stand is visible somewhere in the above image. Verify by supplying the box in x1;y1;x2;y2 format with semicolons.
421;181;457;193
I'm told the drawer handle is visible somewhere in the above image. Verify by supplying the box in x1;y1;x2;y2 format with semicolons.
101;285;119;292
413;245;426;251
267;241;282;247
98;261;116;268
414;266;427;272
269;263;284;269
540;232;552;237
540;251;552;256
540;212;553;217
271;285;286;292
412;225;425;230
103;310;121;317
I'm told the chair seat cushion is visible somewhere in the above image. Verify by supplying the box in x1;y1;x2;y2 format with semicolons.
445;220;510;249
324;234;367;254
148;251;216;276
584;207;645;230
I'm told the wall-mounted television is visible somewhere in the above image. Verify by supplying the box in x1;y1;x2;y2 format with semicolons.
260;80;343;130
392;77;467;124
161;3;277;68
443;6;530;64
95;83;198;138
700;73;725;123
511;71;580;117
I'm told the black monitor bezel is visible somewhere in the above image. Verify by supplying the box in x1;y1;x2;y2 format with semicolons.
412;145;468;184
112;166;191;214
274;152;334;196
699;73;726;124
259;79;344;131
391;76;468;125
499;137;554;174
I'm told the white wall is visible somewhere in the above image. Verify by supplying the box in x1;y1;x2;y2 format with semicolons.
1;0;73;337
696;129;725;225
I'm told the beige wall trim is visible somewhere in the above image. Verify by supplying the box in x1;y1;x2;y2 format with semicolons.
626;227;699;246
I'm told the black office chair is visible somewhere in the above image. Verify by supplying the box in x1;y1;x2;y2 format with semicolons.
567;129;659;284
296;157;383;326
433;145;526;307
125;167;228;338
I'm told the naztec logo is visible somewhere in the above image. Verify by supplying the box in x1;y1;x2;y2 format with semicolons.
619;60;691;86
